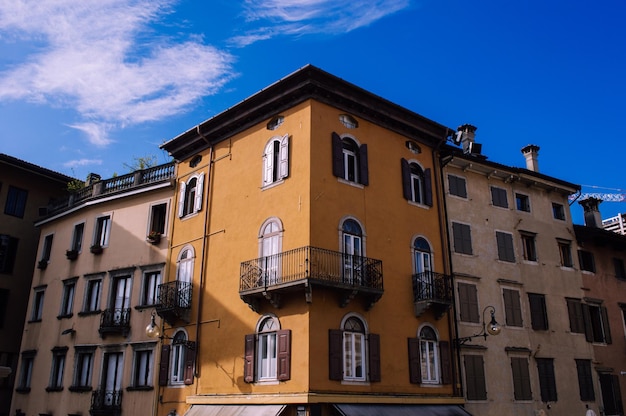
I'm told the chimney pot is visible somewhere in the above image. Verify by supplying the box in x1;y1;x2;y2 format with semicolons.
579;198;603;228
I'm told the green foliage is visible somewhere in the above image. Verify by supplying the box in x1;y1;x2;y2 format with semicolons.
67;179;85;192
123;155;158;172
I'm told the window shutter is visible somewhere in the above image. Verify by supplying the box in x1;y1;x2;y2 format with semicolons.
424;168;433;206
407;337;422;384
529;294;548;330
277;329;291;381
601;306;612;344
582;303;594;342
368;333;381;382
194;173;204;213
359;144;369;186
158;344;170;386
329;329;343;380
279;134;290;180
331;133;343;178
401;159;411;200
177;182;186;218
439;341;452;384
184;341;196;385
464;355;487;400
263;143;272;184
244;334;255;383
458;283;479;323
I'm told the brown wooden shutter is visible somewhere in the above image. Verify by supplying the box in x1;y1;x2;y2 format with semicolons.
331;133;343;178
401;158;411;200
158;344;170;386
439;341;452;384
424;168;432;206
329;329;343;380
359;144;369;186
183;341;196;385
582;303;594;342
244;334;255;383
277;329;291;381
368;333;381;382
408;337;422;384
601;306;612;344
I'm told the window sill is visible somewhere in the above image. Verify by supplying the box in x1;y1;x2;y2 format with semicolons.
126;385;154;391
57;313;74;320
78;310;102;317
45;386;64;392
27;319;42;323
69;386;92;392
337;178;365;189
134;304;157;311
15;387;31;394
261;180;285;191
340;380;370;386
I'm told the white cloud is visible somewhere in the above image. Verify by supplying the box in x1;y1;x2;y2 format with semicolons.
231;0;410;46
0;0;234;145
63;158;103;169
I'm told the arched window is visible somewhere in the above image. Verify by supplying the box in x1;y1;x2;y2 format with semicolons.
329;314;380;382
413;237;433;298
342;219;363;285
262;135;289;186
176;246;194;284
178;173;204;217
170;331;188;385
343;316;366;381
401;159;432;206
419;325;439;383
244;316;291;383
332;133;369;185
259;219;283;286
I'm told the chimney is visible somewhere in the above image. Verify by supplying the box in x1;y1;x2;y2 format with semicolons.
457;124;478;154
521;144;540;172
85;173;101;186
579;198;603;228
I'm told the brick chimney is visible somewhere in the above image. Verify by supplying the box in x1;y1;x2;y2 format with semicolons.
579;197;603;228
521;144;540;172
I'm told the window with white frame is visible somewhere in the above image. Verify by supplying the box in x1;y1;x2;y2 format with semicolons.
330;315;380;383
59;278;77;318
47;346;67;391
178;174;204;218
31;286;45;321
259;219;283;286
17;350;36;392
520;231;537;262
515;193;531;212
93;215;111;248
401;160;429;205
170;331;188;385
71;347;94;390
141;269;162;306
244;316;291;383
148;202;168;236
262;135;289;186
158;330;196;386
341;218;364;285
332;133;369;186
342;316;367;381
83;276;102;313
558;239;574;268
131;344;155;389
176;247;194;285
257;317;278;381
71;222;85;253
40;233;53;264
419;325;440;383
413;237;433;299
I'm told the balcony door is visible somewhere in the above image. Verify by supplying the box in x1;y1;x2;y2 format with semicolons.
260;220;282;285
102;352;123;406
342;219;363;285
113;276;131;310
413;237;433;298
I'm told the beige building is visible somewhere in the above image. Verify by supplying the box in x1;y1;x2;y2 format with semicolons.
10;163;176;416
152;65;467;416
0;154;74;416
443;128;599;415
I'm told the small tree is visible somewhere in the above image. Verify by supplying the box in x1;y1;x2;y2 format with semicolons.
123;155;158;172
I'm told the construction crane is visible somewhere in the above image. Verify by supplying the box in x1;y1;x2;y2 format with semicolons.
568;186;626;203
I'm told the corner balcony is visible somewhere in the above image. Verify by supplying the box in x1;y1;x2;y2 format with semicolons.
155;281;192;325
240;246;383;312
98;308;131;337
90;389;122;416
412;271;453;319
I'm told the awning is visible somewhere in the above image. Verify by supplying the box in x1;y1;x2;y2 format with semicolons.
334;404;472;416
184;405;286;416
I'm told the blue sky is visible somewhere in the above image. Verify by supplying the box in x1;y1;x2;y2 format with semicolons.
1;0;625;224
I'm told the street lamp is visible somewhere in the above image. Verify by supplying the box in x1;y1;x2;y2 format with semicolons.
455;305;501;345
146;310;161;339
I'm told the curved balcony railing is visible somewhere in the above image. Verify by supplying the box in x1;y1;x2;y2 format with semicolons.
90;389;122;415
412;271;453;303
156;281;192;325
98;308;131;337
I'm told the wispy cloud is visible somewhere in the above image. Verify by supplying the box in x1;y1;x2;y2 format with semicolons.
63;158;103;169
230;0;410;46
0;0;234;145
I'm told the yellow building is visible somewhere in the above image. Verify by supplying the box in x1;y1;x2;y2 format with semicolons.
154;65;466;416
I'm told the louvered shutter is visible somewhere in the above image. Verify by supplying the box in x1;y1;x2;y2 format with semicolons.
194;173;204;213
601;306;612;344
329;329;343;380
263;142;273;185
401;158;411;200
177;182;186;217
408;337;422;384
424;168;432;206
331;133;343;178
244;334;255;383
368;333;381;382
158;344;171;386
277;329;291;381
582;303;594;342
439;341;452;384
183;341;196;385
279;134;290;179
359;144;369;186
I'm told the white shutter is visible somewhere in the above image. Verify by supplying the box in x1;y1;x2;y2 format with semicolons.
263;142;273;184
177;181;186;217
279;134;289;179
194;173;204;213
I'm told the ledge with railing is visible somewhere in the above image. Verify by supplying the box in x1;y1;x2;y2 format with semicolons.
90;389;122;416
155;281;192;325
240;246;383;311
412;271;453;319
98;308;131;337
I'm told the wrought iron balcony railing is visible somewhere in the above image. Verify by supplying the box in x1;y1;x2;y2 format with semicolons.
240;246;383;311
98;308;131;337
90;389;122;416
412;271;453;319
155;281;192;325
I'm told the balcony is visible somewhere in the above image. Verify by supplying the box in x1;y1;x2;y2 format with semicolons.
240;246;383;312
98;308;131;337
155;281;192;325
412;271;453;319
90;389;122;416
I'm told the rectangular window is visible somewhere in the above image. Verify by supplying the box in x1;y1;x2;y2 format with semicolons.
528;293;548;330
520;232;537;262
59;278;77;318
41;234;53;263
552;203;565;220
464;354;487;400
93;215;111;248
71;223;85;252
71;347;94;390
567;298;585;334
578;250;596;273
516;193;530;212
558;240;574;268
452;222;472;255
496;231;515;262
17;350;36;391
132;348;153;388
149;203;167;235
511;357;532;400
83;278;102;313
576;359;595;401
458;282;479;323
491;186;508;208
5;185;28;218
31;287;45;321
0;234;18;274
614;258;626;280
48;347;67;391
536;358;557;402
448;174;467;198
141;270;161;306
587;303;612;344
503;288;523;327
0;288;8;329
